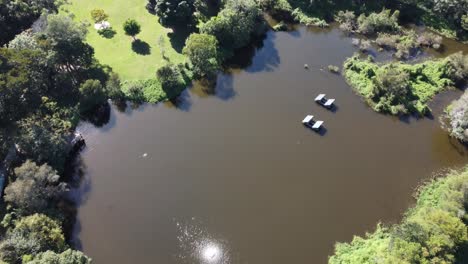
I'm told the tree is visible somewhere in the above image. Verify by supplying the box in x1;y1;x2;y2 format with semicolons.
0;48;49;124
42;14;94;73
29;249;92;264
200;0;261;52
0;214;66;263
156;64;185;91
183;33;220;78
90;9;109;23
4;160;67;216
154;0;195;26
448;89;468;143
16;114;71;172
106;72;125;101
123;19;141;41
7;30;40;51
79;79;107;112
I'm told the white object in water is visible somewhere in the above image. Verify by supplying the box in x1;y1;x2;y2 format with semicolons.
142;153;148;158
315;94;335;109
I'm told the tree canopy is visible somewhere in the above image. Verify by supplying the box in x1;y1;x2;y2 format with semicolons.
183;33;220;78
123;19;141;40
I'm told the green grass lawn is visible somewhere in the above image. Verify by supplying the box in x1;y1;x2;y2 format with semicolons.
62;0;186;81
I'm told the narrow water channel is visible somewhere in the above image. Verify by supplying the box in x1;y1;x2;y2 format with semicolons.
73;26;468;263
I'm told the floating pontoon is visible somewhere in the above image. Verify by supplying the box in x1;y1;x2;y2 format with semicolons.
315;94;335;109
302;115;324;131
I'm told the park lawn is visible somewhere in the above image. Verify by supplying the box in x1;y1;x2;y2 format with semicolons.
62;0;186;81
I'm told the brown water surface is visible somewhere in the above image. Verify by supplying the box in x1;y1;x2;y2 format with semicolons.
73;27;468;264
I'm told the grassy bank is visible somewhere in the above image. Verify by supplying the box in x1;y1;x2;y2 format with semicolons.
342;54;464;115
62;0;185;80
329;167;468;263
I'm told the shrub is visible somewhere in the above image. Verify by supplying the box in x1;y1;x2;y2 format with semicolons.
447;90;468;143
330;168;468;263
357;9;400;35
445;52;468;83
29;249;92;264
328;65;340;74
335;10;356;32
343;54;458;116
97;27;116;38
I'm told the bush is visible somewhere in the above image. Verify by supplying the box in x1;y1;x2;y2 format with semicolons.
445;52;468;83
29;249;92;264
335;10;356;32
156;64;186;91
330;168;468;263
97;27;116;38
447;90;468;143
328;65;340;74
357;9;400;35
343;54;459;116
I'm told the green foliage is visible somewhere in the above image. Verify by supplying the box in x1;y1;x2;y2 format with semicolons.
122;64;191;103
105;72;125;101
42;14;94;73
329;168;468;263
123;19;141;40
15;110;72;172
200;0;262;53
4;161;67;216
79;79;107;112
447;89;468;143
0;48;49;124
0;0;57;45
343;54;462;116
0;214;66;263
90;9;109;23
183;33;220;78
156;64;185;91
357;9;400;35
153;0;195;26
257;0;293;19
462;14;468;31
7;31;40;51
28;249;92;264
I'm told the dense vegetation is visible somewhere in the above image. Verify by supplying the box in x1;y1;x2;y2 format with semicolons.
329;167;468;263
343;53;468;116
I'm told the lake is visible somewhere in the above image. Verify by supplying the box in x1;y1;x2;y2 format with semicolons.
73;26;468;263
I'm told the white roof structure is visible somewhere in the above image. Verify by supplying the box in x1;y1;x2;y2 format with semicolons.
94;21;111;30
324;99;335;106
312;120;324;130
302;115;314;124
315;94;326;101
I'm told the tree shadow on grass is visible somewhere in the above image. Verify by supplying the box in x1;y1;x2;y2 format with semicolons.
168;26;192;53
98;28;116;39
132;39;151;55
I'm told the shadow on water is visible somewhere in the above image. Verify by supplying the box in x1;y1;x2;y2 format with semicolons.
164;89;193;111
81;103;111;128
224;31;280;73
66;156;92;250
132;39;151;55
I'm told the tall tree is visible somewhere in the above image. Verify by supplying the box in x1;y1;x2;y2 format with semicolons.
183;33;220;78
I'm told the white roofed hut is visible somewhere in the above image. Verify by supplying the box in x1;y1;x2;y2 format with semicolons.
302;115;324;131
315;94;335;109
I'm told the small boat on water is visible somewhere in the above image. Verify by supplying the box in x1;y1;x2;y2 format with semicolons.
315;94;335;109
302;115;324;131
